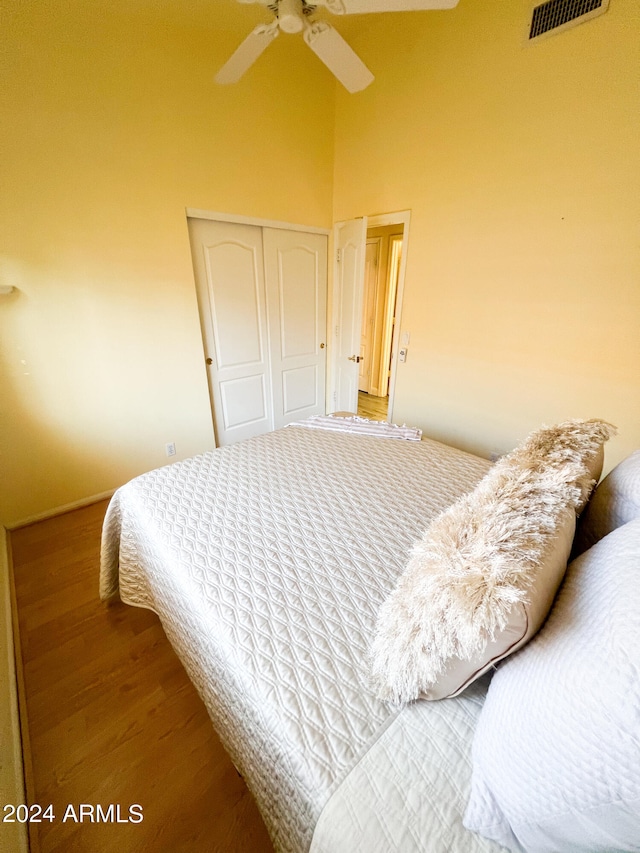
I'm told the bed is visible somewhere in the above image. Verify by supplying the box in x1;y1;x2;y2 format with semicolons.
100;424;504;853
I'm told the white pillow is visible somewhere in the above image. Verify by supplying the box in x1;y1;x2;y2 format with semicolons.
573;449;640;556
464;518;640;853
370;419;616;704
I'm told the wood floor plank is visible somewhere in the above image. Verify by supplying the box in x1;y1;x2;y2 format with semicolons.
10;500;273;853
357;391;389;421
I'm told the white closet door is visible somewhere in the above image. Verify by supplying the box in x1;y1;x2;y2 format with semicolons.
263;228;328;429
188;218;273;446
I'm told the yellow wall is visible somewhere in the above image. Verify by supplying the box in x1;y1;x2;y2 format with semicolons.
2;0;638;528
334;0;640;467
0;0;335;526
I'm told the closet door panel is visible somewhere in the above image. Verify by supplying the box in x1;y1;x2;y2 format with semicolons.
188;218;273;446
263;229;328;429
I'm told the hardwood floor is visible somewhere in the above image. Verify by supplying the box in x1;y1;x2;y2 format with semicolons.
357;391;389;421
10;501;273;853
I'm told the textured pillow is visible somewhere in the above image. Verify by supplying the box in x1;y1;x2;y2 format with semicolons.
464;518;640;853
573;449;640;556
370;419;616;703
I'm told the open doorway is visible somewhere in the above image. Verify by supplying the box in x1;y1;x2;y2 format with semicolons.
357;224;404;421
330;210;409;421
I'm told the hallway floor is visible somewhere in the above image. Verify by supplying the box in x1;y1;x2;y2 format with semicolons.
357;391;389;421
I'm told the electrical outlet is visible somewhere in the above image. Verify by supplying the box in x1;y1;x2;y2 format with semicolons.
165;441;177;458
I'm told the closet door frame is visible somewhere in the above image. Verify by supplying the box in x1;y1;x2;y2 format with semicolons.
186;208;330;238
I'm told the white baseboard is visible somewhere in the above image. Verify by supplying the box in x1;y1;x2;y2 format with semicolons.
7;490;115;531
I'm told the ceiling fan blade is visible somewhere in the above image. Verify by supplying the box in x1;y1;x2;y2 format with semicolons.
215;24;279;84
314;0;459;12
304;22;374;93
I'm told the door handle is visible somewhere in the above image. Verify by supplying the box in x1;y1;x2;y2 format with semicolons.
348;355;362;363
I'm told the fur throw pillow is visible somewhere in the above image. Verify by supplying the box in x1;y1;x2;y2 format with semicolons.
370;419;616;704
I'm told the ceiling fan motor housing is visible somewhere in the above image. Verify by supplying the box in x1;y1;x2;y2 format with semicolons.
278;0;305;32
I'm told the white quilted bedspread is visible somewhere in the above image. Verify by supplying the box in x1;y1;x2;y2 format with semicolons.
100;426;500;853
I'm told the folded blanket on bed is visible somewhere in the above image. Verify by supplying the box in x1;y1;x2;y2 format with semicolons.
286;414;422;441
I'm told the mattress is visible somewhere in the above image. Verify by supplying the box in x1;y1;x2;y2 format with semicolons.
100;426;502;853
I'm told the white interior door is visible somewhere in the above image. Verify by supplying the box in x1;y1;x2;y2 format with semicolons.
263;228;327;428
331;217;367;413
188;218;273;446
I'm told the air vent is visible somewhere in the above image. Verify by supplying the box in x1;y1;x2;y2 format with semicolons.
528;0;609;41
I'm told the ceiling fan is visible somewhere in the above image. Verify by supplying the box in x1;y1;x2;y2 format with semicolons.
216;0;460;93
